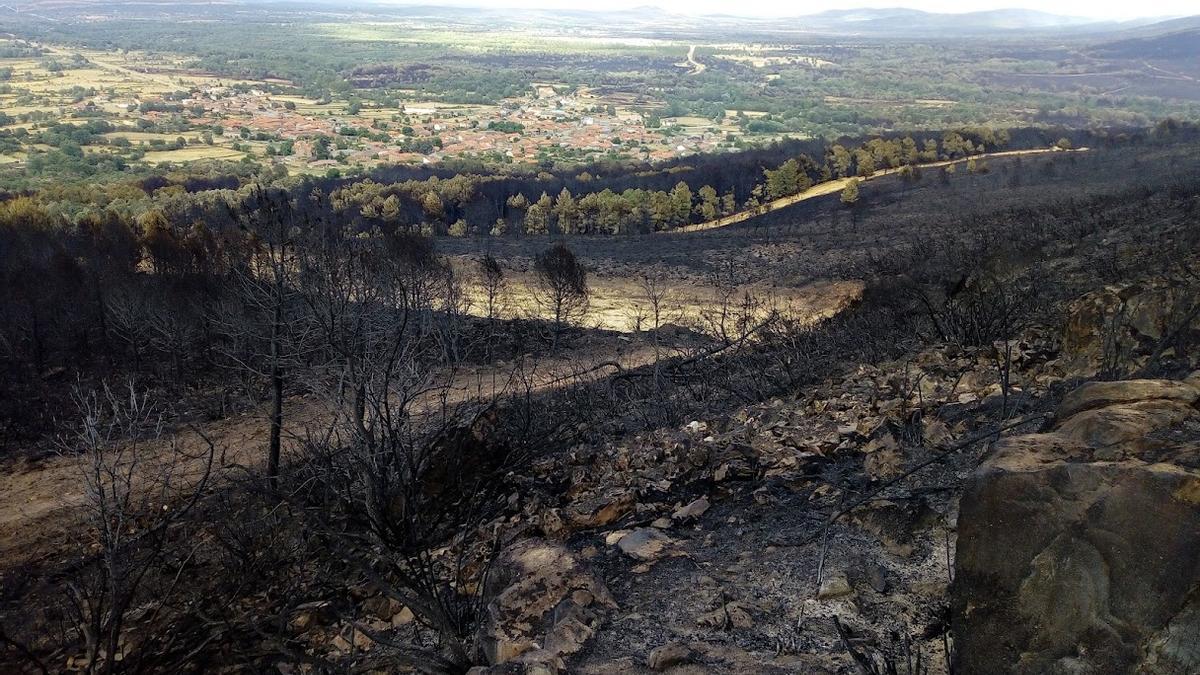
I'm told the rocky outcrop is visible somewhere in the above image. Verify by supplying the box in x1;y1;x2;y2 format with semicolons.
474;538;616;673
1062;280;1200;376
953;377;1200;675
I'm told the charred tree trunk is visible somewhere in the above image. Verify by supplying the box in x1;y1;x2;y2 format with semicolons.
267;294;284;485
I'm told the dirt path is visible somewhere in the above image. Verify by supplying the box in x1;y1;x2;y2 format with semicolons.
0;399;276;570
0;334;676;570
685;45;705;75
1142;61;1197;82
674;146;1088;234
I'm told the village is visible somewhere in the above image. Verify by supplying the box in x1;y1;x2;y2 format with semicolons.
0;37;743;178
185;81;737;171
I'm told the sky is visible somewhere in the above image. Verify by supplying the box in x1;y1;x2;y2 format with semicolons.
414;0;1195;21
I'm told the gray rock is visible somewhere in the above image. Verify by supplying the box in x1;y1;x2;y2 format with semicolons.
817;572;853;600
616;528;676;562
952;379;1200;675
648;642;696;671
672;496;710;521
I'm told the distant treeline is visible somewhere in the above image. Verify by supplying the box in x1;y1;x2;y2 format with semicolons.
0;122;1186;247
1;123;1188;239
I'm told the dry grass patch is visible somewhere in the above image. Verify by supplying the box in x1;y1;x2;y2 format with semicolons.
141;146;246;163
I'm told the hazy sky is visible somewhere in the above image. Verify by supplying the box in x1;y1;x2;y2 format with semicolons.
423;1;1194;21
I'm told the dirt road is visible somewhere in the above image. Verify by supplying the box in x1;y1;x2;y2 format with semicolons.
0;330;688;569
674;146;1088;234
685;45;705;75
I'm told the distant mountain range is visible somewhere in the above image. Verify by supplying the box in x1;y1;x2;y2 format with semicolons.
1088;15;1200;60
7;0;1199;44
376;4;1197;38
796;7;1110;32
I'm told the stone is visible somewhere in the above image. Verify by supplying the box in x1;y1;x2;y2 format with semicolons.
562;489;636;530
851;499;933;558
604;530;631;546
672;496;710;521
351;626;374;651
1055;399;1198;455
952;379;1200;675
361;594;402;621
390;606;415;626
817;572;853;600
288;601;334;633
543;615;594;657
698;602;754;629
1056;379;1199;421
476;539;616;667
616;528;676;562
329;633;353;654
648;642;696;671
858;560;888;593
1061;282;1200;376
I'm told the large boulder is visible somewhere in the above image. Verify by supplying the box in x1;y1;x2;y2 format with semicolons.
1062;281;1200;377
1056;379;1200;421
475;538;616;672
953;378;1200;674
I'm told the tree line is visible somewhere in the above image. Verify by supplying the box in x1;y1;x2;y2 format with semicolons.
328;128;1011;236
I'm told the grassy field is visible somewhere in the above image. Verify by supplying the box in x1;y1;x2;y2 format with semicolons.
141;146;246;163
316;23;684;57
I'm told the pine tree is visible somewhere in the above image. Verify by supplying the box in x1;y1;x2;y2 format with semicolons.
524;203;548;235
669;181;693;226
554;188;577;234
697;185;720;220
840;178;860;207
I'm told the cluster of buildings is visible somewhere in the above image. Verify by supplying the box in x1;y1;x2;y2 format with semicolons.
138;83;732;170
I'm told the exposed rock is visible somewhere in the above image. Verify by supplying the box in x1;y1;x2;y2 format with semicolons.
390;606;414;626
361;594;403;622
672;496;710;521
288;601;334;634
476;538;616;669
861;561;888;593
1056;379;1199;421
615;528;677;562
1056;398;1197;457
561;489;636;530
648;642;697;671
817;572;853;600
1062;281;1200;376
953;378;1200;675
